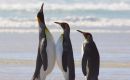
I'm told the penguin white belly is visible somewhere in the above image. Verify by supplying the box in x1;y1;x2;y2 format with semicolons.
40;65;46;80
64;68;69;80
81;42;85;56
45;31;56;74
56;35;63;70
38;31;56;80
81;44;84;57
56;35;69;79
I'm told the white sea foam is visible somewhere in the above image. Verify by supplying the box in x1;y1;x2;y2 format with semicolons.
0;17;130;28
0;2;130;11
0;29;38;33
46;2;130;11
0;18;37;28
0;3;40;11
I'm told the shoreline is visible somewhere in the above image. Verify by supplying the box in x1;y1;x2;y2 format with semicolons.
0;59;130;68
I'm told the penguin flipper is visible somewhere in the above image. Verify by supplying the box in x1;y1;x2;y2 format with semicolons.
62;53;67;72
68;55;75;80
82;53;88;76
40;38;48;71
33;46;42;79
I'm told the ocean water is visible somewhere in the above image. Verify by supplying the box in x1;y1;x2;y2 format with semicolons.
1;0;130;29
0;0;130;80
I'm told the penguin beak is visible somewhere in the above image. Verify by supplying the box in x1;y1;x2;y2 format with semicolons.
40;3;44;12
77;30;87;37
77;30;84;34
54;22;61;25
77;30;92;40
54;22;64;29
37;3;44;23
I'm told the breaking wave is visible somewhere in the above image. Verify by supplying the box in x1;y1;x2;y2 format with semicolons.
0;16;130;28
0;2;130;11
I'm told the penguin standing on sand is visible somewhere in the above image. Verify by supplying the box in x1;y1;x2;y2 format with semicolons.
77;30;100;80
54;22;75;80
32;4;56;80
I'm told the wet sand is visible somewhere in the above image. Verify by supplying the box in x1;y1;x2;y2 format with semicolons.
0;58;130;80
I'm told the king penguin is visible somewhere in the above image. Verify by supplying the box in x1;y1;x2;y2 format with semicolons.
54;22;75;80
77;30;100;80
32;3;56;80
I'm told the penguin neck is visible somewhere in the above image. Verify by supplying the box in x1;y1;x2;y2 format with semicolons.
38;15;46;31
42;20;46;26
41;14;46;26
64;28;70;35
62;30;70;41
37;11;46;26
39;21;46;29
39;27;46;40
85;38;93;44
63;30;70;37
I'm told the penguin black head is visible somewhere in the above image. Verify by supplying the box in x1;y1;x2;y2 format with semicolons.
37;3;45;25
37;3;47;38
54;22;70;31
77;30;93;42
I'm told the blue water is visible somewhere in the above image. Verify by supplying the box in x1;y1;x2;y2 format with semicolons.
0;64;130;80
0;0;130;28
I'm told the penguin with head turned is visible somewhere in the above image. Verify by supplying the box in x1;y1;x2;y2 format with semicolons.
54;22;75;80
32;3;56;80
77;30;100;80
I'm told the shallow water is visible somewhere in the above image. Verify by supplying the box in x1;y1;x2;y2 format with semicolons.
0;52;130;63
0;32;130;80
0;64;130;80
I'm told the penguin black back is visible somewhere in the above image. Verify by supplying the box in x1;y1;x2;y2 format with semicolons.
55;22;75;80
77;30;100;80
